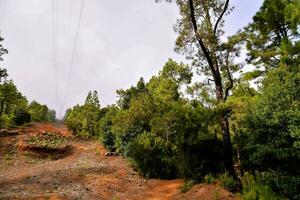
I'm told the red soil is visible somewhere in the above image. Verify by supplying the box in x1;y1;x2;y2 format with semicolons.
0;123;239;200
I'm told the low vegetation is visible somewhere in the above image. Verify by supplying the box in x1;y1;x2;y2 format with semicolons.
26;132;66;149
181;180;195;193
1;0;299;199
238;173;283;200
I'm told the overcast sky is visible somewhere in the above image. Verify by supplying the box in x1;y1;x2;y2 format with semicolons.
0;0;262;118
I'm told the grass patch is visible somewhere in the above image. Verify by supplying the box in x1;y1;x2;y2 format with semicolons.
181;180;195;193
27;132;66;149
204;173;216;184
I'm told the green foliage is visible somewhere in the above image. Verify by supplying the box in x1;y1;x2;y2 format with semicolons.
97;106;119;151
108;60;226;180
13;108;31;125
116;77;147;110
240;66;300;199
177;137;226;180
64;105;84;134
0;81;27;116
204;174;216;184
160;58;192;86
27;132;66;149
173;0;244;177
239;173;283;200
127;131;177;179
65;90;100;138
245;0;300;70
1;36;29;122
28;101;55;122
0;33;8;63
47;109;56;122
0;36;52;126
59;2;299;199
0;34;37;127
181;180;195;193
259;172;300;200
0;114;13;128
219;172;238;192
112;93;155;153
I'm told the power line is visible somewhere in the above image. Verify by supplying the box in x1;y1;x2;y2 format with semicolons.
51;0;59;115
59;0;86;118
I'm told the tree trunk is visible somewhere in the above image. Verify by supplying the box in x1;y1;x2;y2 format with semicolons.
0;98;4;116
187;0;236;177
220;116;236;177
215;80;236;177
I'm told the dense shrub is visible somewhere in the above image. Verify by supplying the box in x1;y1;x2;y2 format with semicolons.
97;106;119;151
241;67;300;199
177;138;226;180
0;114;12;128
127;132;177;179
13;108;31;125
219;172;238;192
239;173;282;200
112;93;155;154
260;172;300;200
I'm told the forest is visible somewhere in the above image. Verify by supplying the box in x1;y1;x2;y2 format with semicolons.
1;0;300;199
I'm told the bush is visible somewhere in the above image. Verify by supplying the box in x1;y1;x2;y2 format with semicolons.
100;128;115;151
181;180;195;193
260;172;300;200
177;138;226;180
241;67;300;199
13;108;31;125
65;116;83;135
98;107;117;152
239;173;282;200
0;114;13;128
219;172;238;192
204;174;216;184
127;131;177;179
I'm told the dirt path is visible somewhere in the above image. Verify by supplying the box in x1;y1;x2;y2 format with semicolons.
0;123;238;200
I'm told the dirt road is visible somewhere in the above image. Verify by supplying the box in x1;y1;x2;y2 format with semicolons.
0;123;238;200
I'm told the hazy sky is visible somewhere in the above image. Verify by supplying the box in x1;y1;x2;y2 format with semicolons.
0;0;262;118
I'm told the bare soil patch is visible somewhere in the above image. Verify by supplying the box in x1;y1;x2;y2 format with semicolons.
0;123;239;200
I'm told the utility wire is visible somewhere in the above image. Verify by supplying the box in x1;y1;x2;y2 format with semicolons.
59;0;86;118
51;0;59;116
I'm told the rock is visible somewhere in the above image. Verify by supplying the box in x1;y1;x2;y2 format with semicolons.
0;129;8;136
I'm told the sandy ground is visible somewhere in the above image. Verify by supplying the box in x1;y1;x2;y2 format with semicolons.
0;123;239;200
